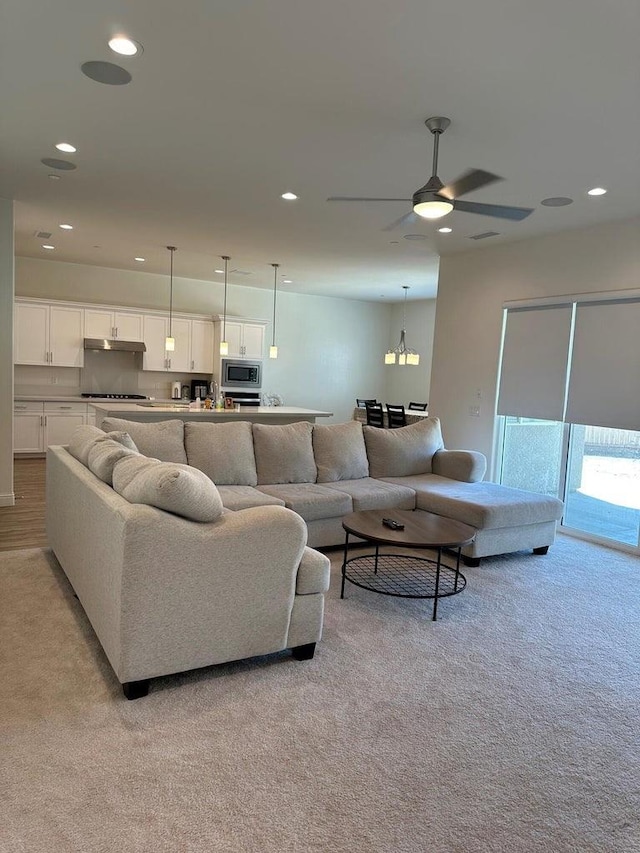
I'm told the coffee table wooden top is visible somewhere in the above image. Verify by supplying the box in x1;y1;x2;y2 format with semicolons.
342;509;476;549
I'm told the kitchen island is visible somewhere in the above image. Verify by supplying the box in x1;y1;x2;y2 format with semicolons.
89;402;333;425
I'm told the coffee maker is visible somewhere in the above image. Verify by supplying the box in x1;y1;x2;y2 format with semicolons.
191;380;208;400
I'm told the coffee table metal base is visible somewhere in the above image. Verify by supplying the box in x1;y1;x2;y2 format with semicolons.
341;539;466;621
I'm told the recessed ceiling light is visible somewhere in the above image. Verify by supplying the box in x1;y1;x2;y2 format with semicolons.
59;223;73;230
438;227;453;233
214;269;224;274
56;143;76;153
134;257;145;262
281;192;298;200
108;36;142;56
587;187;607;196
283;279;292;284
48;174;61;180
42;245;55;250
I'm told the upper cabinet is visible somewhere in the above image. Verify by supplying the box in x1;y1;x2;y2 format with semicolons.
85;308;144;341
190;319;214;373
14;301;84;367
214;318;266;360
142;315;191;372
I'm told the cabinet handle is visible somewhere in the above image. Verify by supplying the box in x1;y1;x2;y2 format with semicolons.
44;416;47;427
41;415;43;426
168;358;171;369
191;360;194;370
15;405;27;410
50;351;54;363
115;327;118;338
59;405;72;410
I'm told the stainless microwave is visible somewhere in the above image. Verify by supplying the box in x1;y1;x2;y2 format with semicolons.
221;359;262;389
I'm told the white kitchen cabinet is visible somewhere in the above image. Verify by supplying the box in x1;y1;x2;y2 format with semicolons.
142;315;191;372
14;301;84;367
190;319;214;373
14;401;90;453
84;308;144;341
13;402;45;453
215;318;266;359
44;402;86;447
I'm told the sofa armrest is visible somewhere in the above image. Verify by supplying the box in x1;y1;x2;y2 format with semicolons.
296;546;331;595
432;449;487;483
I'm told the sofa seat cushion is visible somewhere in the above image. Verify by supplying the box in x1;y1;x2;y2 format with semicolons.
363;418;445;478
313;420;369;482
324;478;416;512
217;485;286;511
112;455;223;522
296;546;331;595
256;483;352;522
253;422;316;484
184;421;257;486
381;474;564;530
101;418;187;464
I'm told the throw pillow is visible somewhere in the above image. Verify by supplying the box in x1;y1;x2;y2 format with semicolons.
252;421;316;485
184;421;258;486
68;424;138;467
313;420;369;482
363;417;445;478
100;418;187;463
112;455;223;522
87;439;139;485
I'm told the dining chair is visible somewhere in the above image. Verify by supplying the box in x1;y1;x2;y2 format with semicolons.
408;402;428;411
356;398;377;407
385;404;407;428
364;401;385;428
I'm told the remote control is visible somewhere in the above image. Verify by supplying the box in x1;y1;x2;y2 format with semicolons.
382;518;405;530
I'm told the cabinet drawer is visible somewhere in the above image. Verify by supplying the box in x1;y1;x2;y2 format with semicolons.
44;402;87;414
13;401;44;413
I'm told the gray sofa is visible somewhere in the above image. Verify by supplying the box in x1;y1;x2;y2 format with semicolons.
97;415;563;562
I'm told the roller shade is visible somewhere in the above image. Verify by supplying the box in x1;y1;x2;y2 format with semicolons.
497;304;573;421
565;299;640;431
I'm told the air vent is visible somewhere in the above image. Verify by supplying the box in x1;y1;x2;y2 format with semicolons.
34;230;52;239
230;269;252;276
468;231;500;240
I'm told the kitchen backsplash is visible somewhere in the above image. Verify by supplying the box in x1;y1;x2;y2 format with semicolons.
14;352;206;398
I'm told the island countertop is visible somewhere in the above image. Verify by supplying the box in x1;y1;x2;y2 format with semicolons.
89;402;333;424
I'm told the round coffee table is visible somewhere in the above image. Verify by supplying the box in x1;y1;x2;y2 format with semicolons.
341;509;477;620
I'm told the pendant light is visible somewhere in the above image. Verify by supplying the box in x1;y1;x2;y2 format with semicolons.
384;286;420;366
219;255;230;356
165;246;176;352
269;263;279;359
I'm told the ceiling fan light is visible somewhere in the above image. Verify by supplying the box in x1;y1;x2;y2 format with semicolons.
165;336;175;352
413;199;453;219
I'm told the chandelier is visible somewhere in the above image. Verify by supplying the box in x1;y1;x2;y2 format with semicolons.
384;286;420;366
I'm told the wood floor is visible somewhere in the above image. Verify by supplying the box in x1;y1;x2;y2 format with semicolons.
0;458;47;551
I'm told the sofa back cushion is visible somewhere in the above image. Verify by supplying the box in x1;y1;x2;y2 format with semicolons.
112;454;223;522
87;438;139;485
313;420;369;483
184;421;258;486
363;417;445;477
100;418;187;464
68;424;138;466
253;421;316;485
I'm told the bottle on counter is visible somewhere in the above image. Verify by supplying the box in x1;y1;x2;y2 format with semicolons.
204;396;212;409
195;396;202;409
215;394;224;410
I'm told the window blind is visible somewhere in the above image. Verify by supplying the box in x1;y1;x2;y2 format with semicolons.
565;299;640;431
497;304;573;421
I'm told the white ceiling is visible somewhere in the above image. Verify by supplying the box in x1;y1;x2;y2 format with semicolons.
2;0;639;302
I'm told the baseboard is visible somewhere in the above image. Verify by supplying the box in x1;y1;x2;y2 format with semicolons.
0;492;16;507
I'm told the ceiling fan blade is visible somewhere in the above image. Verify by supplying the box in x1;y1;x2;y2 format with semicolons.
438;169;503;200
327;196;412;202
453;199;534;221
382;211;418;231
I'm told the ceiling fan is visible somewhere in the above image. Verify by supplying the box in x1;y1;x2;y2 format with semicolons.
327;117;535;230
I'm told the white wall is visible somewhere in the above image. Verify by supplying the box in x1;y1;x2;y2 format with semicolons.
429;216;640;472
15;257;438;424
0;200;14;505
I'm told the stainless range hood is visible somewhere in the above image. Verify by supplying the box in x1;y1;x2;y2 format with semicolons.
84;338;146;353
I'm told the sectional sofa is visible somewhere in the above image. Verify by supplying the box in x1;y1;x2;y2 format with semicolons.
47;417;563;697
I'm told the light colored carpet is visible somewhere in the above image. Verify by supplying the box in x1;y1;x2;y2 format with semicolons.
1;536;639;852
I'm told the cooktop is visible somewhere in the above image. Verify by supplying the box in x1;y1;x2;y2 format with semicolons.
81;393;148;399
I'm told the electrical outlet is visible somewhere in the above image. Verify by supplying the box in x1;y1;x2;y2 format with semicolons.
51;375;58;384
469;405;480;417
